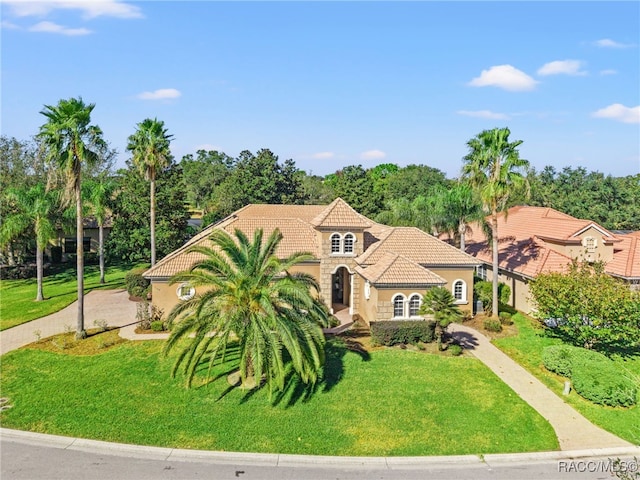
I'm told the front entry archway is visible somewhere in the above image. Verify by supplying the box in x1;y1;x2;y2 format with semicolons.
331;266;351;313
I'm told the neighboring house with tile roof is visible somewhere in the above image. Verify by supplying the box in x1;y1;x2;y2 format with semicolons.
461;206;640;313
144;198;479;325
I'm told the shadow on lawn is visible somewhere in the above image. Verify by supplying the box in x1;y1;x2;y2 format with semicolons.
196;336;371;408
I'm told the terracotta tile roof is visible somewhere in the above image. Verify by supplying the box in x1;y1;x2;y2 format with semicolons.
357;227;479;267
464;206;633;280
607;231;640;279
355;252;446;286
310;198;372;229
236;204;327;223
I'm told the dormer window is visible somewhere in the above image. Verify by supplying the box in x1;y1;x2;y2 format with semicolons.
330;232;356;255
582;236;597;252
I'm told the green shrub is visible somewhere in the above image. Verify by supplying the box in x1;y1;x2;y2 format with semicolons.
542;345;608;378
448;344;463;356
499;312;513;325
474;281;511;315
370;320;436;346
572;358;638;407
483;319;502;333
125;268;150;298
150;321;165;332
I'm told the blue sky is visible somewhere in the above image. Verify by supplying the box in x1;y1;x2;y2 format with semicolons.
2;1;639;178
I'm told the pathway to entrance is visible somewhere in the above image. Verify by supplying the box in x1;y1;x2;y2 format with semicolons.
449;323;635;451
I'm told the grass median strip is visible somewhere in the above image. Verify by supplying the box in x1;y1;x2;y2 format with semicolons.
0;336;557;456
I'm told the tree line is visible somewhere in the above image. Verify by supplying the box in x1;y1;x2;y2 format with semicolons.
2;97;639;336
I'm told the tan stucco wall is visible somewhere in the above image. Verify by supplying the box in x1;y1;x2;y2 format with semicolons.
485;265;534;314
428;267;475;313
545;227;614;264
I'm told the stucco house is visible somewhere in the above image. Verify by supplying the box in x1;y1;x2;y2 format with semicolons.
462;206;640;314
144;198;479;325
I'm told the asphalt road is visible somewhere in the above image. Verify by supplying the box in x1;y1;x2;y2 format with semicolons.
3;430;639;480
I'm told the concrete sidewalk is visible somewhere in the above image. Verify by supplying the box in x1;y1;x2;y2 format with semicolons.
0;289;138;356
449;323;635;451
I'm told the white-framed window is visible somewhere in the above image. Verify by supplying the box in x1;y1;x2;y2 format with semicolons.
582;236;597;252
393;294;406;318
176;282;195;301
364;280;371;300
408;294;422;317
452;279;467;304
476;264;487;281
330;232;356;255
343;233;355;254
331;233;341;253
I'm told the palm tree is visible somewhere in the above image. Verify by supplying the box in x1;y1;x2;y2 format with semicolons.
419;287;462;351
163;228;329;395
461;127;530;317
0;184;59;301
126;118;173;266
84;175;116;284
38;97;106;338
431;182;484;251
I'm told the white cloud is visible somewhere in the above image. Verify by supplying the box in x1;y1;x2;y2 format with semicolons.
594;38;635;49
1;20;21;29
29;21;91;35
137;88;182;100
599;69;617;76
537;60;587;76
457;110;510;120
591;104;640;124
468;65;538;91
360;149;386;160
4;1;143;19
312;152;335;160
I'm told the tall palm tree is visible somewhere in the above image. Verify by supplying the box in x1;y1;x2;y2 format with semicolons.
461;127;529;317
419;287;463;351
0;184;59;301
164;228;329;395
38;97;106;338
431;182;484;251
84;175;116;284
126;118;173;266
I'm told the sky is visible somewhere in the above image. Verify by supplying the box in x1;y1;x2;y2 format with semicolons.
1;1;639;179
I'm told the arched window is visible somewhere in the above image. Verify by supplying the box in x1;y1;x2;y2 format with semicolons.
409;294;422;317
453;280;466;303
176;282;195;301
343;233;355;254
330;233;341;253
393;294;405;318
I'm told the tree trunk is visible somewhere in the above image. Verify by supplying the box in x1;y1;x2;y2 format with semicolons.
491;212;499;318
458;219;466;252
99;223;105;284
76;186;86;339
150;179;156;266
35;243;44;301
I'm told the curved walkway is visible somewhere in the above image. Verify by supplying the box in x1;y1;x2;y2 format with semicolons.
1;292;637;454
449;323;635;451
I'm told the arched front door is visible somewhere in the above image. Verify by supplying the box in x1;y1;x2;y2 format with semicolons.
331;266;351;311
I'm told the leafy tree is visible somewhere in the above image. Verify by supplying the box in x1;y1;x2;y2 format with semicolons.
38;97;106;338
180;149;233;211
384;164;450;201
0;184;59;300
461;127;529;317
324;165;382;217
163;228;329;395
300;173;335;205
84;175;116;283
430;182;484;251
127;118;173;266
375;195;435;233
107;163;190;264
419;287;462;351
530;261;640;351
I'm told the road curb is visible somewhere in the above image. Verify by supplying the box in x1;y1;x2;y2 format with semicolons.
2;428;638;469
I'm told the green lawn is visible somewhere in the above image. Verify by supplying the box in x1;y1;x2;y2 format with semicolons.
0;263;142;331
0;337;558;456
494;313;640;445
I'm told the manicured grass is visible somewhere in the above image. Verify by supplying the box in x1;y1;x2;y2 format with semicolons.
0;337;558;456
494;313;640;445
0;263;144;331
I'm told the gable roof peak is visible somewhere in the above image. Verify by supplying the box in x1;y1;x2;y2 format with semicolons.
310;197;372;229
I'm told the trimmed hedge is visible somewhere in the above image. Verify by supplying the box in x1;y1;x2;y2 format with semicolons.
542;345;638;407
572;358;638;408
370;320;436;346
483;318;502;333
